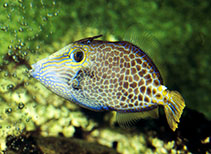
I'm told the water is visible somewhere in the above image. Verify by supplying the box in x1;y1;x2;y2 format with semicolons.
0;0;210;153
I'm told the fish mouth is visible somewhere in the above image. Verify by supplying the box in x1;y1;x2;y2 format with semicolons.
29;62;41;79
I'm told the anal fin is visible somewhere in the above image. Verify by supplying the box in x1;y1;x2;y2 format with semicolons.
116;108;159;128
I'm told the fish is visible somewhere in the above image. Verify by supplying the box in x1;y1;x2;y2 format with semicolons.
30;35;185;131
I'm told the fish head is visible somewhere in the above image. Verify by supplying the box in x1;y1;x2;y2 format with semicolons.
30;40;97;103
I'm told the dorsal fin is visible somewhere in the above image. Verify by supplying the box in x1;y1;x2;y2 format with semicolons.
76;35;103;45
116;108;159;128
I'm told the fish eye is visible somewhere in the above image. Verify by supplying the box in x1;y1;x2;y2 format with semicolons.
73;50;84;62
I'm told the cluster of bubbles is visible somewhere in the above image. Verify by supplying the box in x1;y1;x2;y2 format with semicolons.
0;0;59;148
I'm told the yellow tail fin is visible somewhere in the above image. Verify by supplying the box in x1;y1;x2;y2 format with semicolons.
164;91;185;131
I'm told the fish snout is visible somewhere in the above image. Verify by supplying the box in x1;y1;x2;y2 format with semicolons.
29;63;41;79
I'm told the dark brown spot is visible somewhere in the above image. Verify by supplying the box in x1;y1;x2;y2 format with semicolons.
117;47;125;52
134;88;139;95
120;57;124;63
118;87;122;91
134;101;139;106
113;56;118;61
124;55;130;61
146;79;153;85
146;87;152;96
121;96;126;101
139;102;143;106
144;96;150;102
116;67;120;72
131;60;136;66
156;94;161;99
133;74;139;81
138;69;146;77
128;76;133;82
120;102;125;106
136;59;142;64
102;73;107;79
154;80;160;86
119;81;123;86
129;104;134;107
142;62;147;68
107;69;112;74
98;72;102;76
164;97;167;102
124;62;130;68
124;91;128;96
153;89;156;94
138;79;144;86
130;82;137;88
136;65;141;71
144;74;151;80
109;64;112;68
131;68;137;74
129;54;135;59
105;61;109;65
140;86;146;93
104;80;109;84
128;94;133;99
123;82;129;89
120;68;126;74
116;92;121;97
122;104;128;108
128;88;133;93
119;75;124;81
108;57;113;63
111;73;116;78
126;69;130;75
138;94;143;101
114;51;119;56
115;105;121;108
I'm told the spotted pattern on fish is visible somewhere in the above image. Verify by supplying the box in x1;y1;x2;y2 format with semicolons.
30;35;185;131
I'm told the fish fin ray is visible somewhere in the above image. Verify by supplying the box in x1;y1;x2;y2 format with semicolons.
164;90;185;131
116;108;159;128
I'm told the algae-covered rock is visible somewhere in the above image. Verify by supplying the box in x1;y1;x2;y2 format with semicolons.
5;132;119;154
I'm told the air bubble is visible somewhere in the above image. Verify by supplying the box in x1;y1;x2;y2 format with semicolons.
42;16;48;21
18;103;25;109
5;108;12;114
12;73;17;78
8;45;13;49
3;3;8;8
47;13;53;18
26;117;31;122
7;50;13;56
19;28;23;32
7;84;14;90
20;42;25;47
36;46;40;50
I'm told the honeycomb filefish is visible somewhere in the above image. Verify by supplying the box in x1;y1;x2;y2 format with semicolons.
30;35;185;131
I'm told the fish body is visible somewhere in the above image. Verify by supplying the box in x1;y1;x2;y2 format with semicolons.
30;35;185;131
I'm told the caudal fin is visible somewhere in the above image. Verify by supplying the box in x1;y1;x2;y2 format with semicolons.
164;91;185;131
